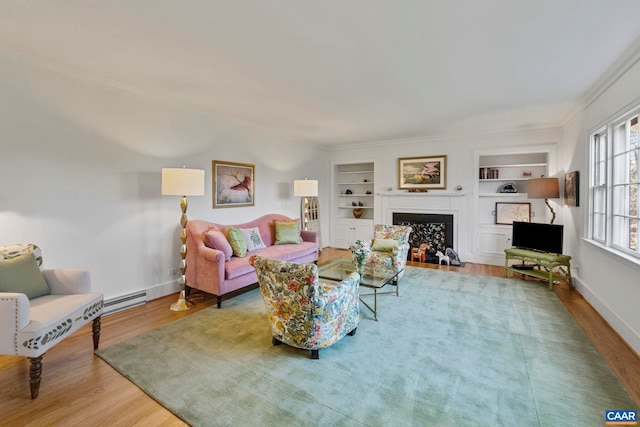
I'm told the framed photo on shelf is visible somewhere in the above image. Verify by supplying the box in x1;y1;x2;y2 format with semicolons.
495;202;531;225
212;160;255;208
398;155;447;190
564;171;579;207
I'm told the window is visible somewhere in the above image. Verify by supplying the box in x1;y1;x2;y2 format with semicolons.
590;106;640;259
590;129;607;243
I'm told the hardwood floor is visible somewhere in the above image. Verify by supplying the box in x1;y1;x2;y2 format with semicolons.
1;248;638;426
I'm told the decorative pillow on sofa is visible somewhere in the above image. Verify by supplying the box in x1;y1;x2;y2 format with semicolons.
372;238;399;252
240;227;267;251
204;230;233;261
0;253;50;299
274;220;301;245
226;226;248;257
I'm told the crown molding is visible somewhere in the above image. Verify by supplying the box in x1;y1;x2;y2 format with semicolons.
580;38;640;112
326;124;564;151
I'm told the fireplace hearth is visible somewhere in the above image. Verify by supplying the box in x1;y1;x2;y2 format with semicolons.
393;213;454;264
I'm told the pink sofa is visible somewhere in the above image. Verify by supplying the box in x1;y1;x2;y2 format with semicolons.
185;214;319;308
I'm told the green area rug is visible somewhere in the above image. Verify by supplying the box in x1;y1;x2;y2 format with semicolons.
97;267;636;426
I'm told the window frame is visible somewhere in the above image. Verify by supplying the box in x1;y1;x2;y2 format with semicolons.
589;104;640;261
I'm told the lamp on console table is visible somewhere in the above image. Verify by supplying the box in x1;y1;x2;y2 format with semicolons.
294;179;321;249
162;167;205;311
528;176;560;224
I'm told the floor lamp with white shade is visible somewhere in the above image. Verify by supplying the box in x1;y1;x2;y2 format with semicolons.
294;179;321;249
162;167;205;311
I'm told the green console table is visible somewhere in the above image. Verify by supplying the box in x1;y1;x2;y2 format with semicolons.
504;248;573;290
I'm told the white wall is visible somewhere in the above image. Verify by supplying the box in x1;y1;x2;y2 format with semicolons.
562;56;640;355
329;128;563;263
0;57;329;302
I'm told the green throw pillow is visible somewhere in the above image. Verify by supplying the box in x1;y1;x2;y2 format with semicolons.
274;220;301;244
372;238;399;252
226;226;248;257
0;253;50;299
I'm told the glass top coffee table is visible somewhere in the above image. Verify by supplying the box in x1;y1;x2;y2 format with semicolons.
317;258;403;321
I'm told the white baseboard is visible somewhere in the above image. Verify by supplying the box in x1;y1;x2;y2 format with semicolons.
573;275;640;357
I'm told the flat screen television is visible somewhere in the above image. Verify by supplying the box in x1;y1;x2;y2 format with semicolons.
512;221;564;254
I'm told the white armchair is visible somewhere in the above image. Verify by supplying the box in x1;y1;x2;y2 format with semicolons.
0;244;103;399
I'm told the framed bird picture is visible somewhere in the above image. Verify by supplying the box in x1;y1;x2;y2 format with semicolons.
398;155;447;190
212;160;255;208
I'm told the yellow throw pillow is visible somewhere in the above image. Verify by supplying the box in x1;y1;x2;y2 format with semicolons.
274;220;301;244
372;238;398;252
226;226;248;257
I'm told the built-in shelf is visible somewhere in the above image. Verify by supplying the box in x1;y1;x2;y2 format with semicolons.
332;162;376;248
479;193;529;198
474;146;556;266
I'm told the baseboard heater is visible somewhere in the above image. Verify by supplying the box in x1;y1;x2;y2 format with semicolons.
104;291;147;315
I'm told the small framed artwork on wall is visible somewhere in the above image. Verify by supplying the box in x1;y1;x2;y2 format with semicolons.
212;160;255;208
495;202;531;225
564;171;579;207
398;155;447;190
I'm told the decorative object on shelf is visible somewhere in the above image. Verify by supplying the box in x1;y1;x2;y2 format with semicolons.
398;155;447;190
363;179;368;182
564;171;579;207
352;208;363;218
294;179;321;249
352;201;357;206
528;176;560;224
349;239;371;272
522;171;532;177
345;189;353;194
162;167;205;311
499;182;518;193
212;160;254;208
358;201;363;206
455;185;463;191
408;188;428;193
495;202;531;225
366;190;372;194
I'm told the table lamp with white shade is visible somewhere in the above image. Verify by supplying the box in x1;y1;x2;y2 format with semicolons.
294;179;321;248
528;176;560;224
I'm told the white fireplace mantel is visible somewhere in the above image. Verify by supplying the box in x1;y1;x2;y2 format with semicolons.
379;192;472;261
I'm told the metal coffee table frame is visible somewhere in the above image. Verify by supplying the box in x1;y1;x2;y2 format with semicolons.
318;258;403;321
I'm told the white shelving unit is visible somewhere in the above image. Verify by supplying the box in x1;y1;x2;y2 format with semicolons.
474;147;556;265
332;162;375;249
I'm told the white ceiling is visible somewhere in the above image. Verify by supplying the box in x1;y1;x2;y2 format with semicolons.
2;1;640;146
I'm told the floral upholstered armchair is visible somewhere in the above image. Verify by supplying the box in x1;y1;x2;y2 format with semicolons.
367;224;413;280
250;255;359;359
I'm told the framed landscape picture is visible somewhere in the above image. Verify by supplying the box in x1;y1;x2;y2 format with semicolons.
212;160;255;208
398;155;447;190
564;171;579;206
495;202;531;225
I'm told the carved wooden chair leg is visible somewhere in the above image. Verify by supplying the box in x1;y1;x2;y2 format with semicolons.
29;355;44;399
92;317;102;351
310;349;319;359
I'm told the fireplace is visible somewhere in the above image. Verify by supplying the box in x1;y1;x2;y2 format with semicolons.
393;212;454;264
